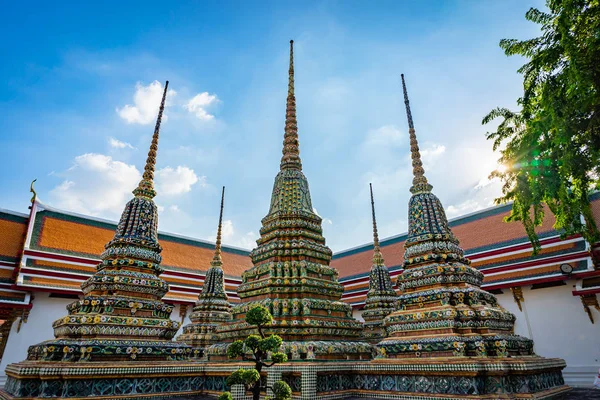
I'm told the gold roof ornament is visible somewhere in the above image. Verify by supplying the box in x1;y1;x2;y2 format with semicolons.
401;74;433;195
133;81;169;199
280;40;302;171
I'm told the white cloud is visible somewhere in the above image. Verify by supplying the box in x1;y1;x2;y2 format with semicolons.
184;92;219;121
50;153;141;216
420;144;446;169
363;125;403;147
117;81;176;125
446;178;502;218
209;219;258;249
312;207;333;225
169;205;180;212
108;137;135;149
155;166;202;196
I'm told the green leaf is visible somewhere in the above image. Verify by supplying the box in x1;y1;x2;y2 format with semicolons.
272;380;292;400
218;392;233;400
227;340;244;359
259;335;283;352
241;368;260;385
244;334;261;350
246;305;273;327
483;0;600;252
270;352;288;363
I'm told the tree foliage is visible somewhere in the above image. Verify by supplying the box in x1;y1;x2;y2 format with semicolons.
221;305;290;400
482;0;600;252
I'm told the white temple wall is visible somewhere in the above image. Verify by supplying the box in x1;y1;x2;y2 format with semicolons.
495;281;600;387
1;283;598;388
0;292;72;386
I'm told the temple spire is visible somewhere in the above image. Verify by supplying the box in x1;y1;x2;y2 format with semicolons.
211;186;225;268
401;74;432;194
280;40;302;171
370;183;384;266
133;80;169;199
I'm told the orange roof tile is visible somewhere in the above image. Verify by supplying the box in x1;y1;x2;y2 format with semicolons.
0;214;27;262
30;207;253;277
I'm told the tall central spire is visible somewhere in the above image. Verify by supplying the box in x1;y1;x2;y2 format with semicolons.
133;80;169;199
211;186;225;268
401;74;432;194
280;40;302;171
213;41;368;361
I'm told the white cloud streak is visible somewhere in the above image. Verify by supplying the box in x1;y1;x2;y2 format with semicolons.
184;92;219;121
117;81;176;124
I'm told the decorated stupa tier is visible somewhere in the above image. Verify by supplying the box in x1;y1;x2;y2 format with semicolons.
377;74;534;360
361;184;398;343
25;81;192;363
210;41;371;361
177;187;232;351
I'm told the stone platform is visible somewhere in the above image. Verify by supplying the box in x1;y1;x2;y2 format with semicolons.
0;361;238;399
0;358;570;399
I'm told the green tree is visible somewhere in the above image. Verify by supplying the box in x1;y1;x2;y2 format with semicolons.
219;305;290;400
482;0;600;253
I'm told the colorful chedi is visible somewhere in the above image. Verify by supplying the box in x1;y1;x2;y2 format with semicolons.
22;81;192;363
177;187;232;353
361;183;398;343
370;75;568;398
378;75;533;359
210;41;371;361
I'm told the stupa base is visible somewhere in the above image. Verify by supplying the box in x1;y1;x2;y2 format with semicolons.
0;360;238;399
206;340;374;361
262;358;569;400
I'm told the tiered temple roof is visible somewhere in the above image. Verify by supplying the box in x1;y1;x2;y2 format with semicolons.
360;184;398;342
177;187;232;352
211;41;371;361
24;82;193;362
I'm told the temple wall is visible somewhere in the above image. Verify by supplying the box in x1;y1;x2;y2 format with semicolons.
0;284;598;388
0;292;71;386
496;281;600;388
0;295;195;386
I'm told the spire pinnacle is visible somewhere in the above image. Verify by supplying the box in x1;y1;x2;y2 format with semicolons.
370;183;384;266
211;186;225;268
280;40;302;171
133;80;169;199
401;74;432;194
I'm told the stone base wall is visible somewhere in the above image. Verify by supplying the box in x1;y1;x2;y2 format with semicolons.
0;358;570;400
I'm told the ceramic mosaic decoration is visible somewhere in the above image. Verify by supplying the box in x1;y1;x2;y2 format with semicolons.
368;74;569;399
177;187;232;353
209;41;372;361
22;81;191;363
361;183;398;343
0;83;213;400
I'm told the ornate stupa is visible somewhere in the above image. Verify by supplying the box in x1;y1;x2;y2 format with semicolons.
210;41;371;361
177;186;232;353
371;75;568;398
361;183;398;343
378;74;540;358
24;81;191;363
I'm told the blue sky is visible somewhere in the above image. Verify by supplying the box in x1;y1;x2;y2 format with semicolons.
0;1;544;251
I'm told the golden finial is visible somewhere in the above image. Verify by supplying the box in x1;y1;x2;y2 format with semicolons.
211;186;225;268
29;179;37;205
280;40;302;171
133;80;169;199
401;74;432;194
370;183;384;266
